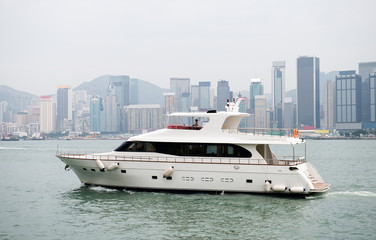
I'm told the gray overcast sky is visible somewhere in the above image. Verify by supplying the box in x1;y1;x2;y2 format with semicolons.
0;0;375;96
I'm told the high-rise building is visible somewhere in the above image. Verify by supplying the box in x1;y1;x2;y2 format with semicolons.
40;96;56;133
170;78;191;112
191;85;200;107
324;80;336;129
297;56;320;129
104;83;120;133
217;80;230;111
125;104;163;134
272;61;286;128
56;86;72;131
163;92;175;114
111;76;130;107
283;97;294;129
336;71;361;126
359;62;376;122
250;78;264;114
0;101;8;122
199;81;211;110
90;96;102;132
254;95;267;128
370;72;376;122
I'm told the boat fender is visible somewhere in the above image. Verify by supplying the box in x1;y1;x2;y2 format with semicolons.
107;162;120;171
264;181;271;193
163;166;174;178
290;187;305;193
272;185;286;192
96;159;106;171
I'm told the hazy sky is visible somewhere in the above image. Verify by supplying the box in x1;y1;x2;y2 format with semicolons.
1;0;375;96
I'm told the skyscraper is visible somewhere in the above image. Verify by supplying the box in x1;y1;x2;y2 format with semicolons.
297;56;320;129
199;81;211;110
272;61;285;128
105;82;120;132
255;95;267;128
250;78;264;114
370;72;376;122
336;71;361;127
359;62;376;122
40;96;56;133
170;78;191;112
217;80;230;111
191;85;200;107
324;80;336;129
56;86;72;131
90;96;102;132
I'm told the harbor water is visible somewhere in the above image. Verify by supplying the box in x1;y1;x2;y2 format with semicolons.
0;140;375;239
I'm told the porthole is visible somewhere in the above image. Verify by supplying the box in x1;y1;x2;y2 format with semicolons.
121;170;127;173
83;168;87;171
91;169;96;172
166;176;172;180
246;179;253;183
152;176;158;179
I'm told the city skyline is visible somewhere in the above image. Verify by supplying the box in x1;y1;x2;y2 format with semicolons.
1;0;375;96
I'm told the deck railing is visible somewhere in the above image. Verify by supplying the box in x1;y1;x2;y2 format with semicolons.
227;128;295;137
56;152;306;166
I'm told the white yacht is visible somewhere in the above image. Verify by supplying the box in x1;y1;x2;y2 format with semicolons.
57;99;330;195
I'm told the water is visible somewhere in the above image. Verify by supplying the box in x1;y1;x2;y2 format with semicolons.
0;140;375;239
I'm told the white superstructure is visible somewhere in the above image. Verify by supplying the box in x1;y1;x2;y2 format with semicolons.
57;99;330;195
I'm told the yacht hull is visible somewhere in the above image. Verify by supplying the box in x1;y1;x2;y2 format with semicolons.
58;155;330;195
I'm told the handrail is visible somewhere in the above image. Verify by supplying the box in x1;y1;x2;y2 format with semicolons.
56;152;306;166
234;128;295;137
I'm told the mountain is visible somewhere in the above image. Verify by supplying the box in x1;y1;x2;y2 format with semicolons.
0;85;38;112
74;75;168;105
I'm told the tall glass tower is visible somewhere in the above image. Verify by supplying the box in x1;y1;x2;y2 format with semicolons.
90;96;102;132
170;78;191;112
217;80;230;111
335;70;361;124
199;81;211;110
297;56;320;129
250;78;264;114
359;62;376;122
272;61;285;128
56;85;72;131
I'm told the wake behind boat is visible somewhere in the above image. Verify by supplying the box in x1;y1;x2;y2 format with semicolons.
57;98;330;195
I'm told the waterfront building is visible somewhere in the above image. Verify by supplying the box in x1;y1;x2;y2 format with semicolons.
359;62;376;122
199;81;211;111
56;86;72;131
324;80;336;129
90;96;102;133
163;92;175;115
0;101;9;122
250;78;264;114
335;70;361;130
272;61;286;128
40;96;56;133
297;56;320;129
217;80;231;111
370;72;376;122
125;104;162;134
254;95;267;128
191;85;199;108
283;97;295;129
104;83;120;133
170;78;191;112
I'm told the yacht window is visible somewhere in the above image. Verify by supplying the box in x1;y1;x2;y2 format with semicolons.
115;141;252;158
